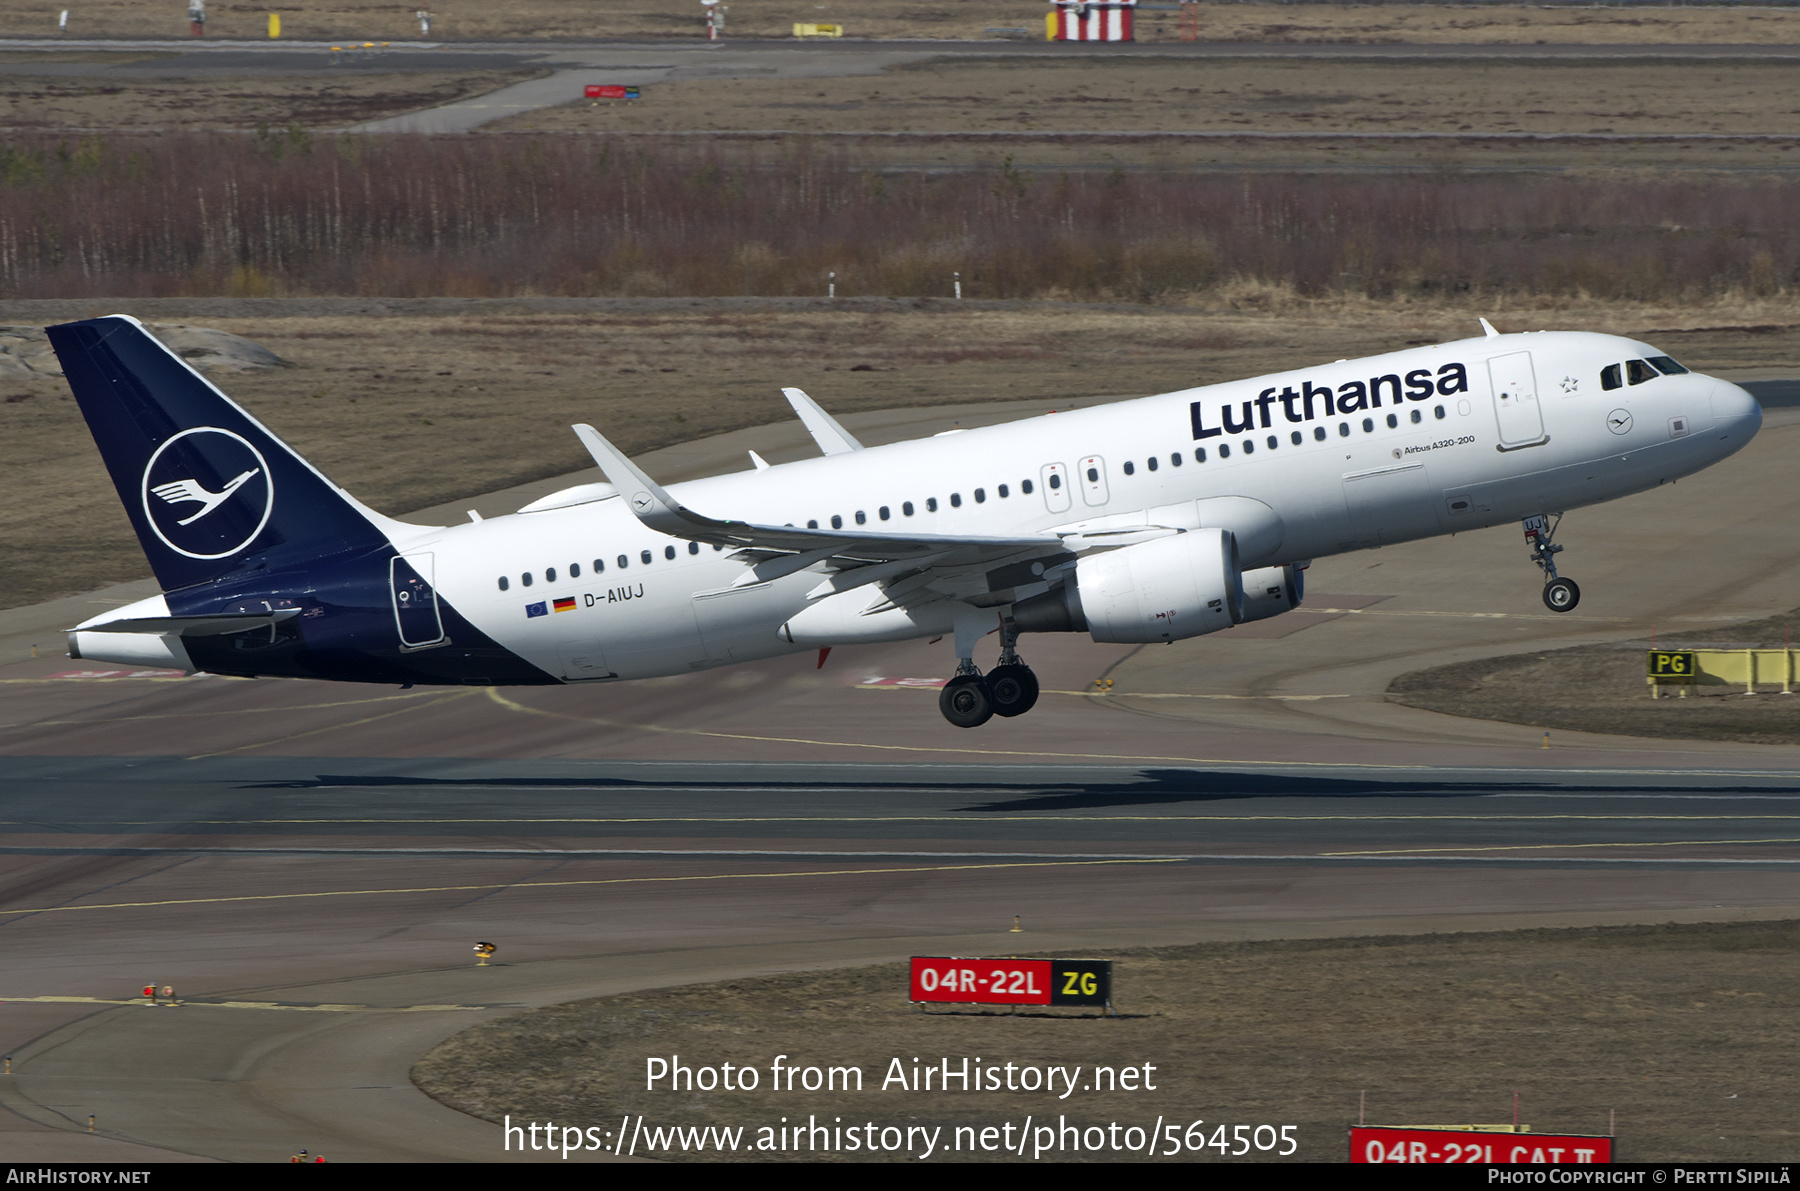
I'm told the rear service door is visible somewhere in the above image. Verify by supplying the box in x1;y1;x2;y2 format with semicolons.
390;553;445;649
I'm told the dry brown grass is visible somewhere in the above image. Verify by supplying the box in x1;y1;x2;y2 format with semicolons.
413;920;1800;1162
1389;605;1800;746
9;0;1800;45
0;68;542;131
500;56;1800;138
4;295;1796;611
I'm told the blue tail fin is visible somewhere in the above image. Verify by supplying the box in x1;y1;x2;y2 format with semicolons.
47;315;398;593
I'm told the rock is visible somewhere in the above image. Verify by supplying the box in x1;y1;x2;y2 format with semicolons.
0;322;290;377
146;323;292;372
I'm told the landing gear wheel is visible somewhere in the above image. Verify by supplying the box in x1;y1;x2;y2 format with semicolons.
986;664;1040;718
939;674;995;728
1543;577;1581;613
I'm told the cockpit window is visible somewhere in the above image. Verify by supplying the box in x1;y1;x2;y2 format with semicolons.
1627;359;1659;386
1647;355;1689;376
1601;364;1623;391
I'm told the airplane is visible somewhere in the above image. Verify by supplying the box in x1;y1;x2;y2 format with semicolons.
49;314;1760;729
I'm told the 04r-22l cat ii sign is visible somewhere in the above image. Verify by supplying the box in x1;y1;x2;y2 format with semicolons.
51;316;1759;728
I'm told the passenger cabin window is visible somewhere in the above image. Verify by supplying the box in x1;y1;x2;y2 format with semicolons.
1266;436;1277;450
1290;431;1302;445
664;545;676;559
1086;467;1099;482
498;576;509;591
1434;405;1445;420
617;554;629;569
522;572;533;587
927;497;939;511
1122;461;1135;476
1362;418;1374;433
593;558;605;573
807;519;819;529
570;563;581;578
831;514;843;529
998;484;1009;497
688;542;700;554
879;506;891;520
855;510;867;524
1169;454;1181;468
1601;364;1623;391
1338;423;1350;437
1147;457;1158;472
1047;475;1061;490
1021;479;1034;493
1243;440;1254;454
1649;355;1689;375
903;501;915;516
1313;426;1326;441
974;489;986;503
1219;444;1231;459
950;493;962;507
1194;447;1207;463
641;550;653;565
1627;359;1659;385
1410;409;1422;424
546;567;557;582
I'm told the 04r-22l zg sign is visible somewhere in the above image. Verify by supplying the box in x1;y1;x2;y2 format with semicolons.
910;957;1111;1008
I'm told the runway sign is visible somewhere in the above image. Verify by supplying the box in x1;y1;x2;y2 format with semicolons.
910;957;1111;1007
1350;1126;1612;1164
585;85;640;100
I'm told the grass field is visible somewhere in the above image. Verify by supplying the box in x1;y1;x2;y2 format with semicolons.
413;919;1800;1162
0;63;542;130
1389;604;1800;746
502;56;1800;138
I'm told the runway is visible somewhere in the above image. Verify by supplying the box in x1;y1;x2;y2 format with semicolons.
3;395;1800;1160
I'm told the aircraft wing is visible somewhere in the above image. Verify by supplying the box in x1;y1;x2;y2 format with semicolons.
572;424;1071;601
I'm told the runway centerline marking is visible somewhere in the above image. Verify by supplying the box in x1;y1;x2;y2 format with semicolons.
0;857;1180;918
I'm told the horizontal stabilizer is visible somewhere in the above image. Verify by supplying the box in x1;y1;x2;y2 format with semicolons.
75;609;300;637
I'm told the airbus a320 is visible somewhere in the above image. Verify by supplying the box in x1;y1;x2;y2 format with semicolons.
50;315;1760;728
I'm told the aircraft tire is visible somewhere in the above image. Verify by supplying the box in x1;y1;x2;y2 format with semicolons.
939;674;995;728
986;664;1039;717
1542;577;1581;613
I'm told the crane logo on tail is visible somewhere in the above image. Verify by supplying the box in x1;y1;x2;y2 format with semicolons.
140;427;275;560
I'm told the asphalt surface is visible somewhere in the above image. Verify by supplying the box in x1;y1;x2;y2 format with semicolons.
4;395;1800;1161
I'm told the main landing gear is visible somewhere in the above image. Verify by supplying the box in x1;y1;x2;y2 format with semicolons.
938;615;1040;728
1523;513;1581;613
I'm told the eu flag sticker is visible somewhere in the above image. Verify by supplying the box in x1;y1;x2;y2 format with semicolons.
525;601;547;618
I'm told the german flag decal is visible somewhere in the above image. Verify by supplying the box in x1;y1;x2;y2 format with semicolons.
553;597;577;613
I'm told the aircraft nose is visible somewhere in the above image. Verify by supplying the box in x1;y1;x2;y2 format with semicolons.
1709;379;1762;440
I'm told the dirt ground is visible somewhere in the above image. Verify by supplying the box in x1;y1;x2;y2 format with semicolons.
4;295;1796;611
412;919;1800;1162
10;0;1800;46
1389;605;1800;746
0;63;542;130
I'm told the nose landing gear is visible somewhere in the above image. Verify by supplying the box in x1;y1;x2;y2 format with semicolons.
938;613;1039;728
1524;513;1581;612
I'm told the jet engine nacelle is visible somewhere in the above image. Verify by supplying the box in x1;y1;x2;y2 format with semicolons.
1016;528;1244;645
1237;562;1306;624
